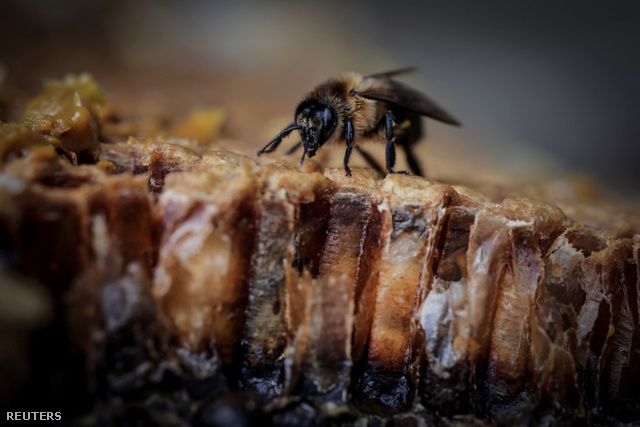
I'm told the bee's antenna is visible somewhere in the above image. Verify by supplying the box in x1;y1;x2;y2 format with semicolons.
258;123;301;156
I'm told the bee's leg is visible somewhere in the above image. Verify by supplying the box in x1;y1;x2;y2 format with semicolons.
343;120;355;176
355;145;384;175
286;141;302;155
257;122;299;155
300;143;307;167
384;111;408;175
363;114;387;137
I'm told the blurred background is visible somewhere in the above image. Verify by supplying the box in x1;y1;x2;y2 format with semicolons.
1;0;639;195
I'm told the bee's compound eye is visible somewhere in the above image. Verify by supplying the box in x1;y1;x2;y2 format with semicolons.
322;107;334;127
316;107;337;142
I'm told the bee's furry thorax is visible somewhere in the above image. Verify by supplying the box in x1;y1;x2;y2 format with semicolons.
301;73;382;145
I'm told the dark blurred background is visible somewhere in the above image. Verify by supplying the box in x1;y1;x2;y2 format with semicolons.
1;0;639;194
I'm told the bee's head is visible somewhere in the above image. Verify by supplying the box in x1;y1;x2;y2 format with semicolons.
295;100;337;158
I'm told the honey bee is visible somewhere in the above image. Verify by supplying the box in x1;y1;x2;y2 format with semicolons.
257;68;460;176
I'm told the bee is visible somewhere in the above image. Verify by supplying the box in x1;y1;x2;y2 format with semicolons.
257;68;460;176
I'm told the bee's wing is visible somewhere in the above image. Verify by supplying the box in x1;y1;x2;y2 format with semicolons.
366;67;417;79
357;79;461;126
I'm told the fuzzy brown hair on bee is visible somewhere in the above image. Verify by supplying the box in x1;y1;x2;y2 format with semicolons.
257;68;460;176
